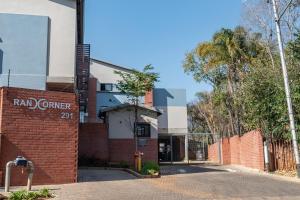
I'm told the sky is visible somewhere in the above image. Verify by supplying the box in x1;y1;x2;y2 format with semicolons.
85;0;242;102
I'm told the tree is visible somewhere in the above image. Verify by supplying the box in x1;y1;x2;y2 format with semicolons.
183;26;262;136
115;65;159;151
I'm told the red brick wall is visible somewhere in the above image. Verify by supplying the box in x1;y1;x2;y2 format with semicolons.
208;142;219;163
87;78;98;122
0;87;78;186
230;135;241;165
145;90;153;107
78;123;109;161
221;138;231;165
239;131;264;170
208;130;264;171
109;139;158;165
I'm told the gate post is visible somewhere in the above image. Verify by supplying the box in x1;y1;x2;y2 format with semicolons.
264;140;270;172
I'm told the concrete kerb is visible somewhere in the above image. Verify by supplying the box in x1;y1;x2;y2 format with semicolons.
218;164;300;183
78;167;161;179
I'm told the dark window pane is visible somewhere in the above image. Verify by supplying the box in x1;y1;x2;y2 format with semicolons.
136;123;150;138
100;83;113;91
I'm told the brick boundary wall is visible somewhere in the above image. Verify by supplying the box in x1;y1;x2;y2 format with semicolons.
0;87;79;186
208;130;264;171
79;123;158;166
78;123;109;161
109;139;158;165
208;142;219;163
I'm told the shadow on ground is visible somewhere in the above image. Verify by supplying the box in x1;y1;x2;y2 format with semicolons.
160;164;227;176
78;169;137;182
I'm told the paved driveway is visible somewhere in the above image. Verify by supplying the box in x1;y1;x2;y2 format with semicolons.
50;164;300;200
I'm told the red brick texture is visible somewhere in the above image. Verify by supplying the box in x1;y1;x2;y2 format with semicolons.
208;130;264;171
109;139;158;165
208;142;219;163
0;87;79;186
78;123;109;161
87;78;98;122
144;90;153;107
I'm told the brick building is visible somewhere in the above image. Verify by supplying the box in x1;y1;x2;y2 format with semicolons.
0;0;86;186
0;0;189;187
79;59;188;164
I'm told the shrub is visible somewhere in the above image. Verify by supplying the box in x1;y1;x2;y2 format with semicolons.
9;188;53;200
141;161;160;175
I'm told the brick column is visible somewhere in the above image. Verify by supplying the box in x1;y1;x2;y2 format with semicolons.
88;78;98;122
145;90;153;107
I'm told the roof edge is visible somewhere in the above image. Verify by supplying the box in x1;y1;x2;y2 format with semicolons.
100;103;162;115
90;58;136;73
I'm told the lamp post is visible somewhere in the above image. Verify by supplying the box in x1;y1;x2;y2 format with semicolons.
270;0;300;177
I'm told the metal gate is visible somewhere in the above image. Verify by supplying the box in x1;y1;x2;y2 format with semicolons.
158;133;212;164
186;133;211;162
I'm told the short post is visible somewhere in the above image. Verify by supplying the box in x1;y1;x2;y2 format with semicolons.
27;161;34;191
5;161;15;192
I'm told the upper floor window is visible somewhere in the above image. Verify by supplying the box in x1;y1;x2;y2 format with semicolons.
136;123;151;138
100;83;113;92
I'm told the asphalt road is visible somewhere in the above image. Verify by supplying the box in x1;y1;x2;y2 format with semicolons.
50;164;300;200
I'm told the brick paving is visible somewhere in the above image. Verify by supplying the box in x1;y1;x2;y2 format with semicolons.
3;164;300;200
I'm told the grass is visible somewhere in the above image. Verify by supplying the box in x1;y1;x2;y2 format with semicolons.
9;188;53;200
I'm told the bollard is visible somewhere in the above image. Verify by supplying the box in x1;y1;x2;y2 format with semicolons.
134;151;144;172
26;161;34;191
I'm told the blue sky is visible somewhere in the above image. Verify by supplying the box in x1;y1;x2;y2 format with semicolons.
85;0;242;102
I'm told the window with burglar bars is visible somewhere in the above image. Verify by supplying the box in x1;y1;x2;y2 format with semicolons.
136;123;151;138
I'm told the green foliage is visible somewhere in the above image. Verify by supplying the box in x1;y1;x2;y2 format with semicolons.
185;26;300;141
184;26;263;136
115;65;159;105
141;161;160;175
9;188;53;200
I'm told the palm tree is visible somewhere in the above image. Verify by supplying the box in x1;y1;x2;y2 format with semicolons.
184;27;261;136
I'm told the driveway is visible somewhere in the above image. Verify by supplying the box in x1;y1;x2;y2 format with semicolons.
49;164;300;199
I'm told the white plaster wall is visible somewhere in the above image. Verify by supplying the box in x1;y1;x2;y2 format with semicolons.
90;60;131;85
157;106;188;134
0;0;77;79
108;108;158;139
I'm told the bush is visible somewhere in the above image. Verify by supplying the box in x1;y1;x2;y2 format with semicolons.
141;161;160;175
9;188;53;200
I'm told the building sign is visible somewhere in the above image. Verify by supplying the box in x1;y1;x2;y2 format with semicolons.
13;98;73;119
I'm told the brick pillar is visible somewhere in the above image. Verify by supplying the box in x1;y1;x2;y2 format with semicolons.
145;90;153;107
88;78;97;122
